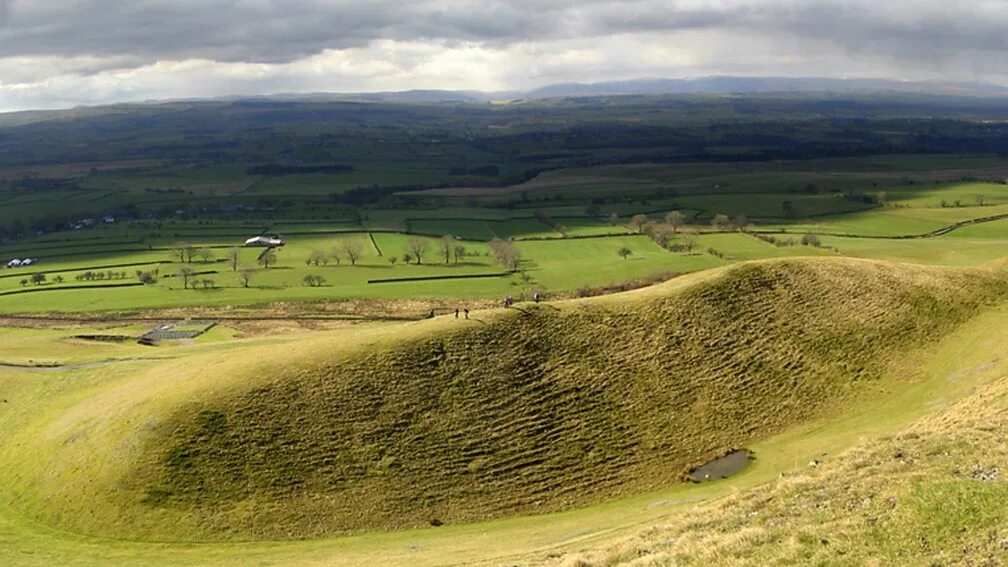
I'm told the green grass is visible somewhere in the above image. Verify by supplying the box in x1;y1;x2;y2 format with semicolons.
2;258;1008;565
559;302;1008;565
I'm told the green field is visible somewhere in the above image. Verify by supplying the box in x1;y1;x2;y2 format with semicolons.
2;258;1008;565
5;104;1008;567
4;164;1008;314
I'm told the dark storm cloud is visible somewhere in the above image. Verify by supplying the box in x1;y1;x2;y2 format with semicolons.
0;1;1005;70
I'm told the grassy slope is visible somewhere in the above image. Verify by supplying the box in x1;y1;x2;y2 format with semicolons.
3;257;1007;546
549;303;1008;566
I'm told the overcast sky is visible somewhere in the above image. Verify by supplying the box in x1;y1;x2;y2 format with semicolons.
1;0;1006;112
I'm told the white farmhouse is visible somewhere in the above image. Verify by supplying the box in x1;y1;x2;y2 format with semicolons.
244;236;284;247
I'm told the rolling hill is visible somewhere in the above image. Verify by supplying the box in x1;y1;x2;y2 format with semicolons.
3;256;1007;546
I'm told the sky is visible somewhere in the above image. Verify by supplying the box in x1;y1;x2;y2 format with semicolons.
0;0;1006;112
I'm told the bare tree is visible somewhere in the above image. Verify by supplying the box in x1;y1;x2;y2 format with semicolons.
439;235;454;263
258;249;277;270
306;249;327;266
453;244;466;264
711;213;731;231
177;266;196;289
617;247;633;260
238;267;254;288
608;212;620;225
489;238;520;270
329;246;343;265
629;214;649;233
650;224;675;248
681;231;698;253
226;247;241;271
172;245;196;263
198;248;215;263
342;240;364;266
405;238;428;265
733;215;749;231
664;210;685;232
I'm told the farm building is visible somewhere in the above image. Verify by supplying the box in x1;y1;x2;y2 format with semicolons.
5;258;35;268
245;236;284;247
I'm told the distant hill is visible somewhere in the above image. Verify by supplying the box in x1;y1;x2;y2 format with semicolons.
525;76;1008;99
5;75;1008;125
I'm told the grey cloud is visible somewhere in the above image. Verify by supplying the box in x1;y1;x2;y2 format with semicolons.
3;1;1008;112
3;1;1008;72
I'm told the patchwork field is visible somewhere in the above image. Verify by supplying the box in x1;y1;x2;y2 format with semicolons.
4;156;1008;315
4;145;1008;566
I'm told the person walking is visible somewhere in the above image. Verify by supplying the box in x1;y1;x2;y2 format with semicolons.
463;308;469;319
454;307;459;319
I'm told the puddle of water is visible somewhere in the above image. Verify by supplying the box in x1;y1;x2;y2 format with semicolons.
687;450;752;483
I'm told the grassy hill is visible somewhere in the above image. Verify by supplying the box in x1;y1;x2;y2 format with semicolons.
550;305;1008;565
4;256;1007;546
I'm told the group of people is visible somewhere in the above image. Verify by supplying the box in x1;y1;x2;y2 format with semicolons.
450;292;544;319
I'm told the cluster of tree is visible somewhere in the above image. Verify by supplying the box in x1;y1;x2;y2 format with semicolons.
176;266;198;289
940;195;987;208
626;211;699;253
173;268;216;290
801;233;822;247
403;237;429;265
135;269;160;285
171;245;215;263
305;240;364;267
75;270;129;281
19;273;56;286
707;247;728;259
488;238;521;270
302;274;327;287
438;236;467;264
711;213;748;231
751;233;799;248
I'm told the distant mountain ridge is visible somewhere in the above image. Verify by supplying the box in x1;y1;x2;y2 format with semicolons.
524;76;1008;99
3;76;1008;124
252;77;1008;103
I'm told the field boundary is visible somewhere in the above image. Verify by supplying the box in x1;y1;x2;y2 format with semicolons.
0;282;144;296
367;271;513;284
